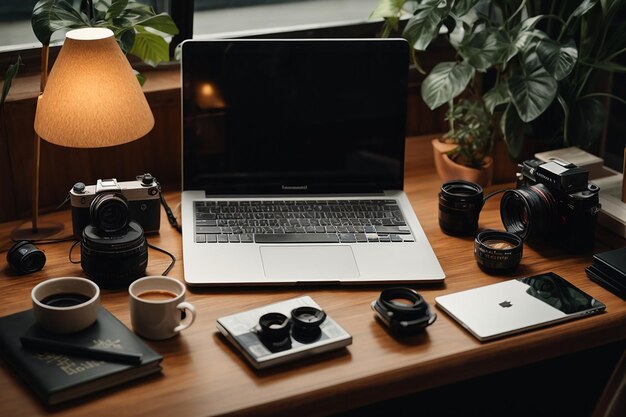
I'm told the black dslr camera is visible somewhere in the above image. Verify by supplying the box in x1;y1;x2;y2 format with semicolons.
70;174;161;239
500;159;600;253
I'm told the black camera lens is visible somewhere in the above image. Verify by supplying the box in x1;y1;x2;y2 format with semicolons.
90;192;129;234
291;306;326;343
372;287;436;337
7;241;46;275
258;312;292;352
81;221;148;288
474;230;523;273
500;184;556;240
439;180;484;235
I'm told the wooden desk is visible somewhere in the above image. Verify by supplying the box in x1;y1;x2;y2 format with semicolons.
1;136;625;417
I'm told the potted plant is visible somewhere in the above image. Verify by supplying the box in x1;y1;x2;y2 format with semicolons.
372;0;626;176
433;98;494;186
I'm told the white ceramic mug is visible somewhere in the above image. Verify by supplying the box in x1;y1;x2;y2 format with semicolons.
129;276;196;340
31;277;100;334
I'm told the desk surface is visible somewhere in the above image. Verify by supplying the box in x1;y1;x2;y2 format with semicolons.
1;135;625;417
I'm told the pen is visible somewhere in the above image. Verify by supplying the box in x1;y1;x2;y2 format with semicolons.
20;336;143;365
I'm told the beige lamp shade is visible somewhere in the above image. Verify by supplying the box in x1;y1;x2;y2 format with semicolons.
34;28;154;148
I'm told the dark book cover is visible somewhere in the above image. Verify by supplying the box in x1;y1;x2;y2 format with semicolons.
0;307;162;405
592;247;626;292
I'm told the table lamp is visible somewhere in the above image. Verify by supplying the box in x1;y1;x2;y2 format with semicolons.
13;27;154;240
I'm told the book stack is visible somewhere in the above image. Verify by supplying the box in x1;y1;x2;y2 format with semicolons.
0;307;162;405
586;247;626;299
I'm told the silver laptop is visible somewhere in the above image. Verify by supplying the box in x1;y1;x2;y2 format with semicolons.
180;39;444;286
435;272;606;341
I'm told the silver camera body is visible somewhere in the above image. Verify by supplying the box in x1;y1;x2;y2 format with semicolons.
70;174;161;238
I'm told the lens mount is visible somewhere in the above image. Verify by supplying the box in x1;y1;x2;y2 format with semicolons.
90;192;130;234
474;230;523;273
372;287;436;337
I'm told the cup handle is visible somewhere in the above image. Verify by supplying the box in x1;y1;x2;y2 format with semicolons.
174;301;196;333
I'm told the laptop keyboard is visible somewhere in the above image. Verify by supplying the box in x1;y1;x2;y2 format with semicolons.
194;199;414;244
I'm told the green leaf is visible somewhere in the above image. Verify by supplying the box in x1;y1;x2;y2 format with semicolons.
458;28;500;71
507;52;557;122
536;38;578;81
135;13;179;36
118;28;135;54
134;69;146;86
500;104;526;158
370;0;407;19
584;60;626;73
130;29;170;67
31;0;90;45
1;56;22;107
402;0;449;51
105;0;128;20
452;0;481;17
556;94;569;145
421;61;475;110
483;82;510;114
572;0;599;18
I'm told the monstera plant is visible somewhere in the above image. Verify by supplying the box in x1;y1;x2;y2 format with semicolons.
372;0;626;159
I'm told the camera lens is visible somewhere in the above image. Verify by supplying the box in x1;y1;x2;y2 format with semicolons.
500;184;556;240
291;307;326;343
258;312;292;352
474;230;523;273
439;180;484;235
372;287;436;337
7;241;46;275
90;192;129;234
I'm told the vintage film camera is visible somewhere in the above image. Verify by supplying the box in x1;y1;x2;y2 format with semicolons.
70;174;161;239
500;159;600;253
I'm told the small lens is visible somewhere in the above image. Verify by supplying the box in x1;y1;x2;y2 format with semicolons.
439;180;484;235
91;193;129;234
474;230;523;274
258;312;292;352
7;241;46;275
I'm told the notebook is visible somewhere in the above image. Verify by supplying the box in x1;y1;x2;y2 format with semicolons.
0;307;162;405
180;38;445;286
435;272;606;341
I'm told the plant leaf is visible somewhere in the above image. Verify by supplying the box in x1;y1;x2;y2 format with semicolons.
1;56;22;107
500;104;526;158
452;0;481;17
370;0;407;18
134;69;146;86
572;0;599;18
31;0;90;45
402;0;449;51
421;61;475;110
135;13;179;35
536;38;578;81
556;94;569;145
507;52;557;122
483;82;510;114
118;27;135;54
105;0;128;20
130;29;170;67
457;28;500;71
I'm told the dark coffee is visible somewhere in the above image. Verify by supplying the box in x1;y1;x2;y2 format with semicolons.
138;290;178;301
41;293;91;307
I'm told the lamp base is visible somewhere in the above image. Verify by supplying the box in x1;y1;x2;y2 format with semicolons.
11;221;65;241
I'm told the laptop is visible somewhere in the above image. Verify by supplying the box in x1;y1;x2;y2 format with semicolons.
435;272;606;341
180;39;445;286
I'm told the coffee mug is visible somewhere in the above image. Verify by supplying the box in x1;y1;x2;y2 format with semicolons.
129;276;197;340
31;277;100;334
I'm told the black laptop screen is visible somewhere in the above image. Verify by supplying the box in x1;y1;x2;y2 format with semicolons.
182;39;408;195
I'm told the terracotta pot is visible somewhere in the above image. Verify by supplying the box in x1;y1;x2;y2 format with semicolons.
432;139;494;187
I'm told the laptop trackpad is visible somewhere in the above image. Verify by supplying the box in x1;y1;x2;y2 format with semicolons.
260;246;360;281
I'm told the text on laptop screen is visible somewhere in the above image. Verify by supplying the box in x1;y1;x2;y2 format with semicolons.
182;39;409;195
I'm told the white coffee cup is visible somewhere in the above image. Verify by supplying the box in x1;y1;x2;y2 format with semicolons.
31;277;100;334
129;276;196;340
